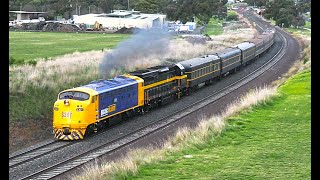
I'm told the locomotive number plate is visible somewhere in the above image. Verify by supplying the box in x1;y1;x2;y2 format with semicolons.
62;112;72;118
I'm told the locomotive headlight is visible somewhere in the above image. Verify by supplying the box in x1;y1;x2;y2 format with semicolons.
64;100;70;106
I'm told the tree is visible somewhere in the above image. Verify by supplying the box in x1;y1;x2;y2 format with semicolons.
263;0;309;28
133;0;158;13
164;0;228;24
292;15;305;28
245;0;267;7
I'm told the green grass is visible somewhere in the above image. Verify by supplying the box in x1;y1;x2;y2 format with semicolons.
203;18;223;36
125;70;311;179
9;31;130;63
285;27;311;37
304;21;311;29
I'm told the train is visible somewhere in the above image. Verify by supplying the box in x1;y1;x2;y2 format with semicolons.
53;29;275;140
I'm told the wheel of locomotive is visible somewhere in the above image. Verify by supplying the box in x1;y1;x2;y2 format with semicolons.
157;98;163;107
97;120;108;130
85;124;97;137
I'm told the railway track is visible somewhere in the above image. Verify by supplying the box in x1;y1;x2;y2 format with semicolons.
9;117;136;173
9;10;294;180
9;140;70;169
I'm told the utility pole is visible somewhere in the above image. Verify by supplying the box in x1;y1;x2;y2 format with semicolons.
128;0;130;11
78;5;81;15
89;6;90;14
20;3;22;11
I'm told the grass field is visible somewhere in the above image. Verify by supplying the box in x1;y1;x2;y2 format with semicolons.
203;18;224;36
9;31;129;64
113;70;311;179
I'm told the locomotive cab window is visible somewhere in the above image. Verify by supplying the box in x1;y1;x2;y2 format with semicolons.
91;95;97;103
59;91;90;101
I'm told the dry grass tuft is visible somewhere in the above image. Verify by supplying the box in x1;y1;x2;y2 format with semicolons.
222;86;277;119
73;146;166;180
9;50;104;93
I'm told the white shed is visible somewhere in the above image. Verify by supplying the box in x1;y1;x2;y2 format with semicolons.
73;10;167;30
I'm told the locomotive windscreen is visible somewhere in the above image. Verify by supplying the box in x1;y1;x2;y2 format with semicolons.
59;91;90;101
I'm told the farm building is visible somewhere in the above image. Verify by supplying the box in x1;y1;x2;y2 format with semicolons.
73;10;167;30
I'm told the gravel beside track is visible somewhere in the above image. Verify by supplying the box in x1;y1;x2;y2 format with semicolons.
9;10;300;180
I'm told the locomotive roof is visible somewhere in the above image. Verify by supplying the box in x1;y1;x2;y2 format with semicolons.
81;76;137;93
179;54;220;69
129;64;175;78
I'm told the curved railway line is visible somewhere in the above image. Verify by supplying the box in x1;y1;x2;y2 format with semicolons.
9;9;299;180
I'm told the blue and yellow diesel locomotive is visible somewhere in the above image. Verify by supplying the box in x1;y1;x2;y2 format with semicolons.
53;30;275;140
53;64;187;140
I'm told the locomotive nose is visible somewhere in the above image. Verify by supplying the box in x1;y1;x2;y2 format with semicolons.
63;127;71;135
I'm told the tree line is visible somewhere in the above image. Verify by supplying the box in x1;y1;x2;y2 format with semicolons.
9;0;228;25
245;0;311;28
9;0;310;28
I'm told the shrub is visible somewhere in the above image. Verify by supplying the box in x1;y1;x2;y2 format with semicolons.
226;10;239;21
226;13;238;21
27;60;37;66
9;56;25;66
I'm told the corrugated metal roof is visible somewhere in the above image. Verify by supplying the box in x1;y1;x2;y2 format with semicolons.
9;11;47;14
106;11;132;17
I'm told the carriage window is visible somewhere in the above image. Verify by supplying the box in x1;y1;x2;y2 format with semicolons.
59;91;90;101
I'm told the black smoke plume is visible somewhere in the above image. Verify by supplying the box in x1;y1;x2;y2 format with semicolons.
99;29;172;79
